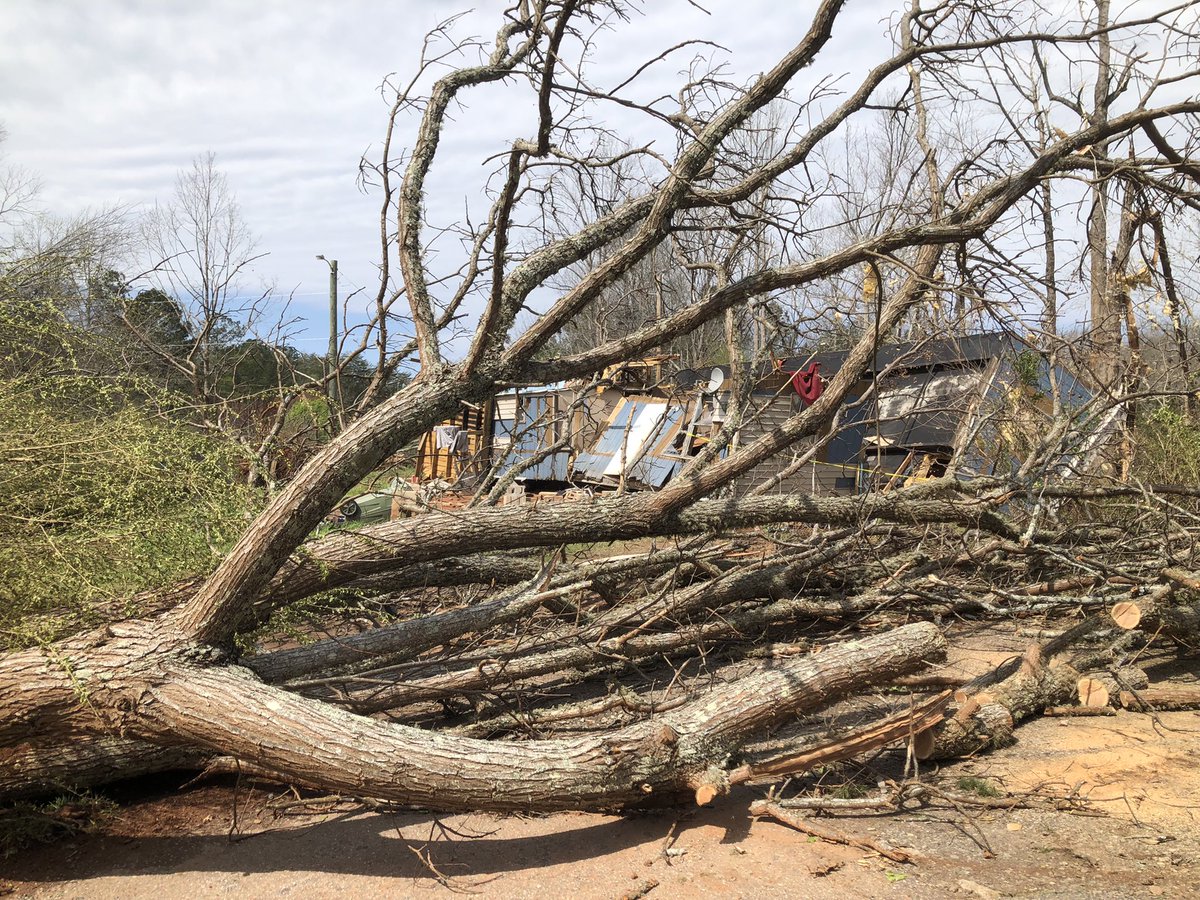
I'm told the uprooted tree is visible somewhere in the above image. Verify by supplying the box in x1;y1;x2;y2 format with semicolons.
5;0;1200;812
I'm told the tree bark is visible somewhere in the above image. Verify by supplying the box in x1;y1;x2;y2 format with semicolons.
1;622;944;809
0;738;203;802
259;485;1017;611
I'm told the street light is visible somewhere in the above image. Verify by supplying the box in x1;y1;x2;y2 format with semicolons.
317;255;339;410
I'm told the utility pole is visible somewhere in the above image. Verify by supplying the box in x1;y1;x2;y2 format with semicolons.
317;255;340;414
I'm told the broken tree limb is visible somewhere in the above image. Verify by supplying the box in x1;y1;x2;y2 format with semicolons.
1160;567;1200;592
1005;575;1108;596
247;577;588;684
255;485;1019;614
750;799;916;863
917;659;1081;760
729;691;953;786
449;685;693;740
0;737;204;802
250;543;749;685
914;616;1117;760
298;591;920;713
323;552;544;598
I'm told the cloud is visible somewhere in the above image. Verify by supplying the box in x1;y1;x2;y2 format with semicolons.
2;1;894;346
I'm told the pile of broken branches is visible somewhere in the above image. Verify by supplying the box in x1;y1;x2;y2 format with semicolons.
4;476;1197;811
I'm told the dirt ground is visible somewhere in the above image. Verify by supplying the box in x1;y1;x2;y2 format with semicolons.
3;629;1199;899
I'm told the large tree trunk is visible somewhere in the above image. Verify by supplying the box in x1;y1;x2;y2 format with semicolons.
0;622;944;809
0;738;203;802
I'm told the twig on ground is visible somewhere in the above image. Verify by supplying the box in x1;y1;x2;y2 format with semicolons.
749;799;916;863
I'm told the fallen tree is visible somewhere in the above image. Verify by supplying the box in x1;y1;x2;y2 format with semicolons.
4;0;1200;815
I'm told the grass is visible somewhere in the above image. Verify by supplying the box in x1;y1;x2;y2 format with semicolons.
0;792;117;858
830;781;870;800
955;775;1002;798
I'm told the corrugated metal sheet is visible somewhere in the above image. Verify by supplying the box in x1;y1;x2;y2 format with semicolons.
573;397;637;480
497;449;571;481
627;402;688;486
572;397;688;488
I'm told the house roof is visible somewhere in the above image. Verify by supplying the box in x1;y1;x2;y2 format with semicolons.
863;369;987;450
775;331;1025;378
674;332;1027;391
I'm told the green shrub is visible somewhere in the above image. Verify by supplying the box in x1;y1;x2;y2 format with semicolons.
1134;403;1200;487
955;775;1001;798
0;792;116;858
0;376;260;649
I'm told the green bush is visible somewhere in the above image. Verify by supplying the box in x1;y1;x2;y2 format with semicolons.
1134;403;1200;487
0;376;260;649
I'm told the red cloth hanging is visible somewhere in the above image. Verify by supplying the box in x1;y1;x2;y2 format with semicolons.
790;362;823;403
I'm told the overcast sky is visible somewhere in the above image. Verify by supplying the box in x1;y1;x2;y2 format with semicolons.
1;1;897;349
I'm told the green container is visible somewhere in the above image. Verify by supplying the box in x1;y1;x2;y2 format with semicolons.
340;491;392;523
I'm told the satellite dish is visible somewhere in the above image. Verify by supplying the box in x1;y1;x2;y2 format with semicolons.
705;367;726;393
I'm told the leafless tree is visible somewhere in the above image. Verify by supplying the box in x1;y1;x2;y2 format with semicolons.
134;153;268;400
0;130;135;378
5;0;1200;814
122;153;333;488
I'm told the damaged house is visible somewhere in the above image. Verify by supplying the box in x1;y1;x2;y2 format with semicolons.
411;333;1099;502
751;332;1097;496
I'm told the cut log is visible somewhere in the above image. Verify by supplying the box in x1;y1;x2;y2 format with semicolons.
688;767;728;806
917;615;1150;759
1076;663;1151;708
911;725;937;758
1119;685;1200;711
1110;601;1141;630
1114;666;1150;690
1113;579;1200;638
1077;676;1111;708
